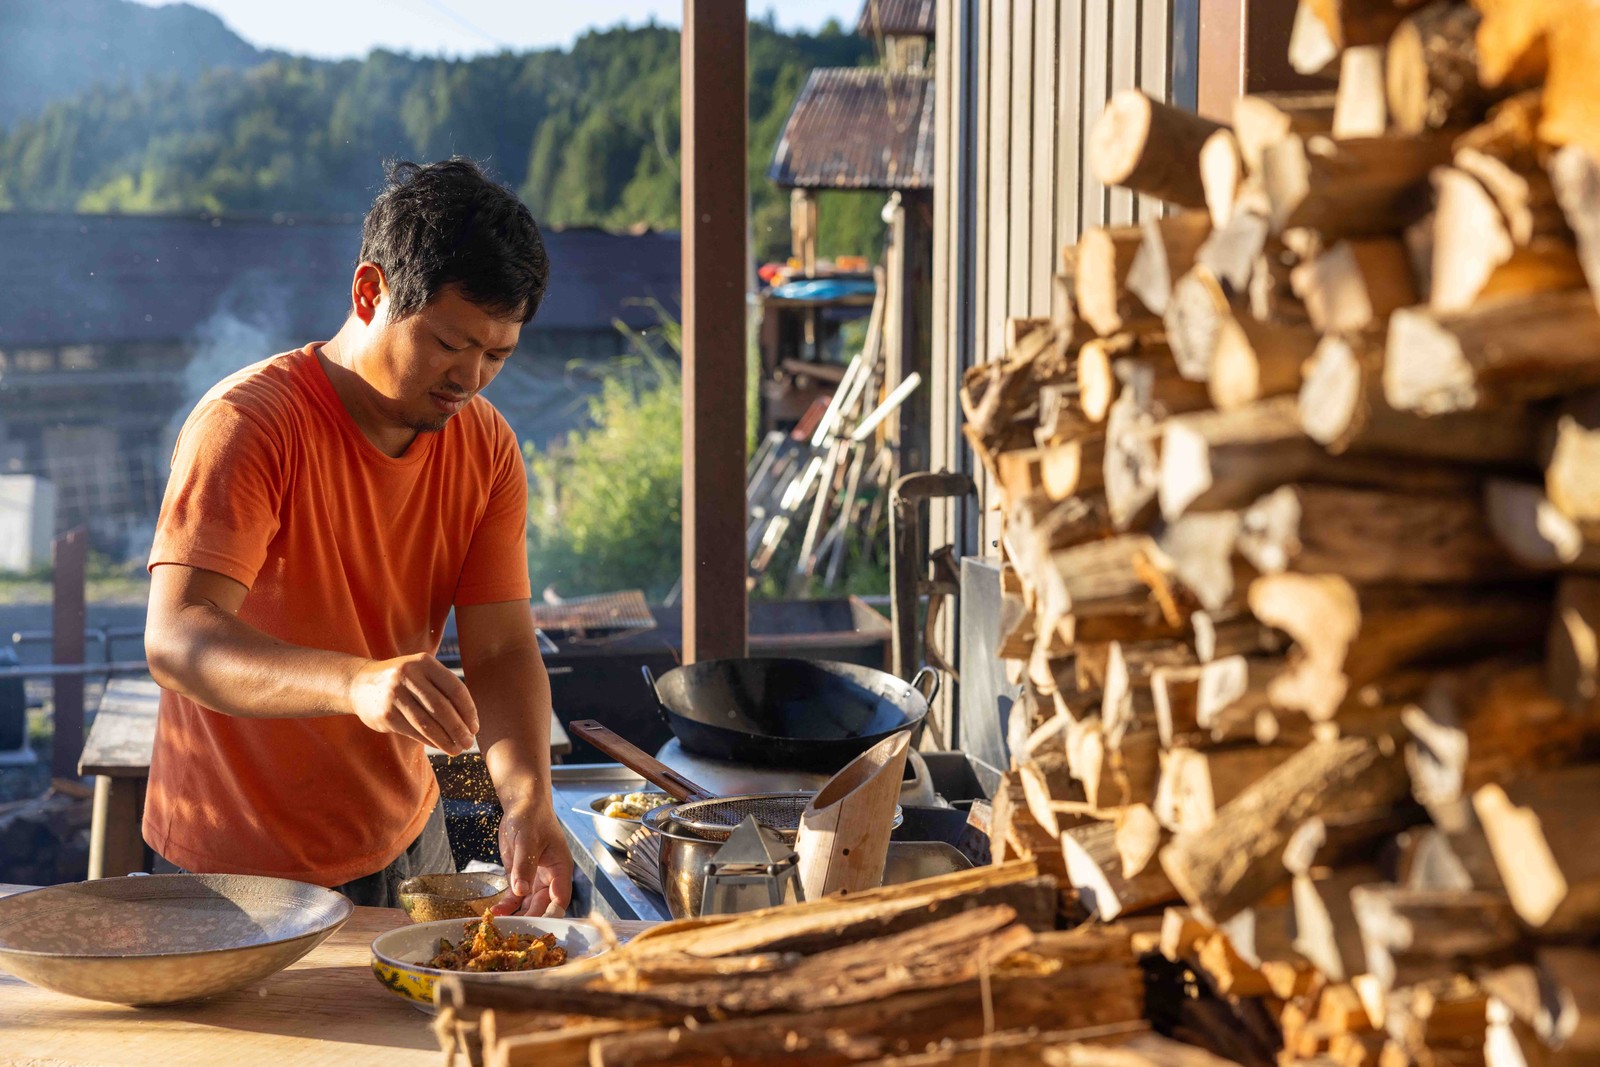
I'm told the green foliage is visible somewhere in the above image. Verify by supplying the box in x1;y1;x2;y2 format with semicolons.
526;321;683;601
0;23;882;261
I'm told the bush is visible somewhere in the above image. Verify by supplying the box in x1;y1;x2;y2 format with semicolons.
526;333;682;601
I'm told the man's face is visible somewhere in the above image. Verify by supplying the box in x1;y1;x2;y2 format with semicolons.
369;285;523;433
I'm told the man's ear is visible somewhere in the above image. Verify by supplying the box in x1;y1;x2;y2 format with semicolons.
351;262;389;326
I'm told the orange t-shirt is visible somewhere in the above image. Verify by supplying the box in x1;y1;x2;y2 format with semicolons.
144;345;532;886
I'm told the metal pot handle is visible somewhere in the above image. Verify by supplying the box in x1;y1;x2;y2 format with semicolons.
641;665;671;726
910;666;940;706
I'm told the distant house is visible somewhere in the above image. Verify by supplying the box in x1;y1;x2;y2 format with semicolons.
0;212;680;555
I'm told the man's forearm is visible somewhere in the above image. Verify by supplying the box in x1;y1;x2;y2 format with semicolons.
466;644;554;811
147;601;364;719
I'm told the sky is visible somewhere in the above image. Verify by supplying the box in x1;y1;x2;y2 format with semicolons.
133;0;867;60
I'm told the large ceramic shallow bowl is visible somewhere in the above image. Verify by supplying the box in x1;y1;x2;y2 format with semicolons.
370;915;609;1013
0;874;353;1005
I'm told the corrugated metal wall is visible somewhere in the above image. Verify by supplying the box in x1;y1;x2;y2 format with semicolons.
930;0;1200;562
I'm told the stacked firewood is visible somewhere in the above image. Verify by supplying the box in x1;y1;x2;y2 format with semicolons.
432;862;1227;1067
963;2;1600;1065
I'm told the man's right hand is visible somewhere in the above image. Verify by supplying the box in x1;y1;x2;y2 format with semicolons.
348;654;480;755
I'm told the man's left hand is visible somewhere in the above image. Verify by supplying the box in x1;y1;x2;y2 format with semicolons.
490;801;573;917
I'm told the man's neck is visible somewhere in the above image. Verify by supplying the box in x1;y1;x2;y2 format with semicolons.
316;329;418;459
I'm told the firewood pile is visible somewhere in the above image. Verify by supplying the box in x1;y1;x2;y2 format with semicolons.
962;2;1600;1065
433;862;1224;1067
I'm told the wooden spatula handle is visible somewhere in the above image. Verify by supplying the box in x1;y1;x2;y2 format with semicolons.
566;720;712;802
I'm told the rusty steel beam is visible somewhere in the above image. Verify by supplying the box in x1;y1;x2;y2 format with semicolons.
681;0;749;663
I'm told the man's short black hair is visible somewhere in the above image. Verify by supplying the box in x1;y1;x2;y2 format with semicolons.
359;157;548;324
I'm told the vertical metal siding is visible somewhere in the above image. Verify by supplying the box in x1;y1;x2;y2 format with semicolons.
929;0;1198;583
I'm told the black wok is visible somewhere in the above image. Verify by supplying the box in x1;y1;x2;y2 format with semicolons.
643;657;939;772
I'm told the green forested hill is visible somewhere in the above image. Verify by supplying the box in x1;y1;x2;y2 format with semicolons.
0;17;883;260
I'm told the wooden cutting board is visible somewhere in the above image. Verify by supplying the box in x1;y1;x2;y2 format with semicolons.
0;884;655;1067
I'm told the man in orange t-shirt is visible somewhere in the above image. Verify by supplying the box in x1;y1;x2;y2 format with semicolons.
143;158;571;914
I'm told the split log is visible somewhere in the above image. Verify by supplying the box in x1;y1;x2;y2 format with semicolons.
1247;573;1549;721
1550;144;1600;313
1384;291;1600;414
1102;390;1162;532
1197;210;1274;293
1247;246;1307;326
1386;1;1493;134
1472;0;1565;89
1475;763;1600;937
1402;660;1595;811
1548;575;1600;712
1333;45;1389;138
1164;266;1233;381
1152;744;1299;834
1155;511;1251;615
1289;238;1418;333
1062;819;1181;920
1077;336;1180;424
1076;226;1159;338
1455;93;1569;245
1158;735;1411;923
1115;803;1164;880
1089;89;1224;209
1397;826;1477;893
1198;130;1243;230
1547;392;1600;540
1069;717;1162;813
1350;884;1522;993
1236;484;1518;586
1126;212;1212;317
1158;395;1477;522
1539;4;1600;158
1206;314;1318;413
1298;333;1540;465
1232;92;1336;175
1430;166;1585;314
1292;863;1384;983
1261;132;1452;238
1484;479;1600;573
1152;655;1286;749
1289;0;1418;76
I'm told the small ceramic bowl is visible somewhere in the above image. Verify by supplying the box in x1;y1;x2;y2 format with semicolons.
370;915;609;1013
395;872;508;923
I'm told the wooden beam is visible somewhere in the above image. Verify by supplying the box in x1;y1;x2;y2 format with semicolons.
680;1;748;663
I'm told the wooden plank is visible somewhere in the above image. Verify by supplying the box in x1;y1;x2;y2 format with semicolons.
1031;0;1060;315
88;776;146;879
1010;0;1035;317
51;527;88;780
1081;0;1113;231
1057;0;1086;252
986;0;1014;357
1138;0;1176;221
79;677;161;777
1109;0;1141;223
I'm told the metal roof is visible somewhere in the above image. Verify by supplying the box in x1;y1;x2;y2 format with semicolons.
855;0;937;38
0;212;681;348
768;68;936;192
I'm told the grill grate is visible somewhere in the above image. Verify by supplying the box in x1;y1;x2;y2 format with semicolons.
528;590;655;635
668;794;814;839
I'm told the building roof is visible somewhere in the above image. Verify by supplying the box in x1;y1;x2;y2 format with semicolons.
768;68;936;192
0;212;681;349
855;0;936;38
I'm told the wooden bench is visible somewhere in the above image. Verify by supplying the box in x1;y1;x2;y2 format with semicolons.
78;677;573;878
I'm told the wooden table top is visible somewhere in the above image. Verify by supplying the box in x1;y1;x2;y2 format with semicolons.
79;677;573;777
0;883;654;1067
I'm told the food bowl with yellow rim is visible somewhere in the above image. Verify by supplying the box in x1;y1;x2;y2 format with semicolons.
369;915;609;1013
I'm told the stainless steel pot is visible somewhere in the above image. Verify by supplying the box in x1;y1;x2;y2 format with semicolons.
642;801;935;920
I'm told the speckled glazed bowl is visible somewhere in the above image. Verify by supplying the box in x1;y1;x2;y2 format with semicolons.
370;915;609;1013
0;874;353;1005
395;872;509;922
